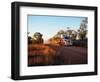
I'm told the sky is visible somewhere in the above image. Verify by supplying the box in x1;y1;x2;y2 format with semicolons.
28;15;86;41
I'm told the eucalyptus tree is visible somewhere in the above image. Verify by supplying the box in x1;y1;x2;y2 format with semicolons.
78;18;88;40
32;32;44;44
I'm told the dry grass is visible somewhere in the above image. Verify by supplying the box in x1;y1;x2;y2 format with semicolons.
28;44;56;66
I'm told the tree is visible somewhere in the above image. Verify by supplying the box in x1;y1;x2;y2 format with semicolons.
32;32;44;44
78;18;88;40
28;32;32;44
71;30;77;40
57;30;65;35
28;36;32;44
65;27;73;37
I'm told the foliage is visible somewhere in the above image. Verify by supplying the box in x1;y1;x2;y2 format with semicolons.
32;38;44;44
28;32;44;44
78;18;87;40
28;36;32;44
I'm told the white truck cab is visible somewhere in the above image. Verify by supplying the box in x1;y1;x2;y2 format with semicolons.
61;34;73;46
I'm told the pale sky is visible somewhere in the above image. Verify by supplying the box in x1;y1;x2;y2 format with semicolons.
28;15;86;41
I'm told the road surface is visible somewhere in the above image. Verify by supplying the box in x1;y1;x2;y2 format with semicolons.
48;45;87;65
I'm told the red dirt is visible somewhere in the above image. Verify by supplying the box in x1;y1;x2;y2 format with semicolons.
28;44;87;66
48;44;87;64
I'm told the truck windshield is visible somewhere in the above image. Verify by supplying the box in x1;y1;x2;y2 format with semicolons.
64;36;70;39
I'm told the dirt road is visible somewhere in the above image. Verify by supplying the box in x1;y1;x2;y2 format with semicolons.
48;45;87;65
